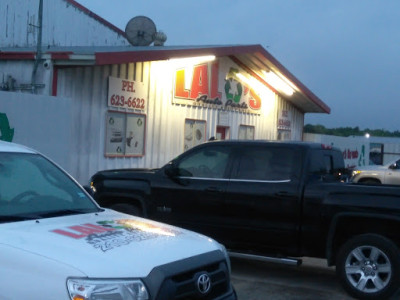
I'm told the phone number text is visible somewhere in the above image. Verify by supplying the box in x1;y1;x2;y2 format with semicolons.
109;94;145;110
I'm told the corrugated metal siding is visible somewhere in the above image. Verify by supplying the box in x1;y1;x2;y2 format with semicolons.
276;94;304;140
146;60;280;164
1;0;128;47
0;60;53;95
56;62;150;183
56;60;305;184
0;61;34;87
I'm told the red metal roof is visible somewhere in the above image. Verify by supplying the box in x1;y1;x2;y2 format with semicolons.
93;44;329;114
0;44;330;114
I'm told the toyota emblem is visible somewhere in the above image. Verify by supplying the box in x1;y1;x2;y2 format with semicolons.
197;273;211;294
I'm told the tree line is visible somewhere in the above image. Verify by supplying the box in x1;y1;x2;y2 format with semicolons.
304;124;400;138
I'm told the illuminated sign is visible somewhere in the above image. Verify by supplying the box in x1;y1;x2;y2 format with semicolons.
173;59;263;113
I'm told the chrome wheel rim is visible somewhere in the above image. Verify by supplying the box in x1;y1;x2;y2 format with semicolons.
345;245;392;293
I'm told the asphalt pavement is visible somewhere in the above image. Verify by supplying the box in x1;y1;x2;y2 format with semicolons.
230;257;353;300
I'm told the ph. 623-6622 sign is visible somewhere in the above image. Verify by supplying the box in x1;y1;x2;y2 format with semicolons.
108;76;147;111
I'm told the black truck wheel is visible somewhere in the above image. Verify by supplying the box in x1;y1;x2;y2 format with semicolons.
336;234;400;299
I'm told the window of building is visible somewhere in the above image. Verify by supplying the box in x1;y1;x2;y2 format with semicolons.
238;125;255;140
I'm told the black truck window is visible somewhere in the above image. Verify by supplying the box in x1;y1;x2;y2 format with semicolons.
323;155;333;174
236;147;299;181
309;149;345;181
177;146;230;178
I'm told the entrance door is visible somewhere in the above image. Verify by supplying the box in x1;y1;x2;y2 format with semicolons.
216;126;229;140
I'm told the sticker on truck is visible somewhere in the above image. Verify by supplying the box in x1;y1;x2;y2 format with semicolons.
52;219;181;252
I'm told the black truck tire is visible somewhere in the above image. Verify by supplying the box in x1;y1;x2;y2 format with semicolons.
110;203;141;216
336;234;400;299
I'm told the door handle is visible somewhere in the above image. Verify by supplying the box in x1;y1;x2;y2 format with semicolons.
157;206;172;213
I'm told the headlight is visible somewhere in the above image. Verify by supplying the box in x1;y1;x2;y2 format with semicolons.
351;170;361;177
89;181;97;193
67;278;149;300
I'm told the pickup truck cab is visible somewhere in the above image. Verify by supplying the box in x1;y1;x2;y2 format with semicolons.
351;158;400;185
91;140;400;299
0;141;236;300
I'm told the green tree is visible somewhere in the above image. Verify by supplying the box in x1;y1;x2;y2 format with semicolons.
304;124;400;138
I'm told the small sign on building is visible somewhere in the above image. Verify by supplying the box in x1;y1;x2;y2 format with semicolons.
107;76;147;111
277;110;292;140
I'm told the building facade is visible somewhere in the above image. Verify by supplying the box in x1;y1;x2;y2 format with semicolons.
0;0;330;183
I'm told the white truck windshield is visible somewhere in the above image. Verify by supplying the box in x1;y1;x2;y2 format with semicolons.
0;152;100;221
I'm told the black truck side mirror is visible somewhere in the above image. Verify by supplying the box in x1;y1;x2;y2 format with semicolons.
164;162;179;177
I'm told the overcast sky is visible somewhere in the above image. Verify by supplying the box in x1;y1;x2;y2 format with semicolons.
76;0;400;131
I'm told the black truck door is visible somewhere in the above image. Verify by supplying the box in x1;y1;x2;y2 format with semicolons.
150;144;233;240
224;144;303;253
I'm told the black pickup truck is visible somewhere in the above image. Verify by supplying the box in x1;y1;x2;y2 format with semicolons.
90;140;400;299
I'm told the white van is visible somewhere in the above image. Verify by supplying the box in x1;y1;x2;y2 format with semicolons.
0;141;236;300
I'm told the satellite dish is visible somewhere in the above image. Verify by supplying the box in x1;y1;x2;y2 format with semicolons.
153;31;167;46
125;16;156;46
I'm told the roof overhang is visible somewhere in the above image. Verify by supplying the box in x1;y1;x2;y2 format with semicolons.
0;44;330;113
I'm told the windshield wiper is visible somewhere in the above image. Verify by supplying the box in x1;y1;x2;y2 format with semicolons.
0;215;41;223
38;208;102;218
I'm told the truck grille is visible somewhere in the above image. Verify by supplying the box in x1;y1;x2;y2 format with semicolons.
168;261;229;299
144;251;233;300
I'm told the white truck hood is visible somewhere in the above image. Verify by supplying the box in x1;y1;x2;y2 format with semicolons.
0;209;221;278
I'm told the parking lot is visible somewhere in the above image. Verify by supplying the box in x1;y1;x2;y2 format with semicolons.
230;257;352;300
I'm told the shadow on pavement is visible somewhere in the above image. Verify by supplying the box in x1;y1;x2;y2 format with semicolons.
231;257;352;300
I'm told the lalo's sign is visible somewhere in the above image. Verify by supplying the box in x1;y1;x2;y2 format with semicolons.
173;59;266;114
108;76;147;111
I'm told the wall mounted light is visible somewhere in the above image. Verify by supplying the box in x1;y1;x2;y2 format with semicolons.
236;73;266;93
169;55;216;66
234;72;275;115
262;70;295;96
236;72;276;96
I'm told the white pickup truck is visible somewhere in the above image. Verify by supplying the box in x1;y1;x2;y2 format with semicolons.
0;141;236;300
351;158;400;185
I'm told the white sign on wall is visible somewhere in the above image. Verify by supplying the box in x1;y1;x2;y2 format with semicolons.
278;110;291;131
105;111;125;156
108;76;147;111
303;133;369;169
218;110;230;126
105;111;146;157
125;114;145;156
184;119;206;151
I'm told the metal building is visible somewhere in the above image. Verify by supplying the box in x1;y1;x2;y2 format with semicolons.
0;0;330;183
